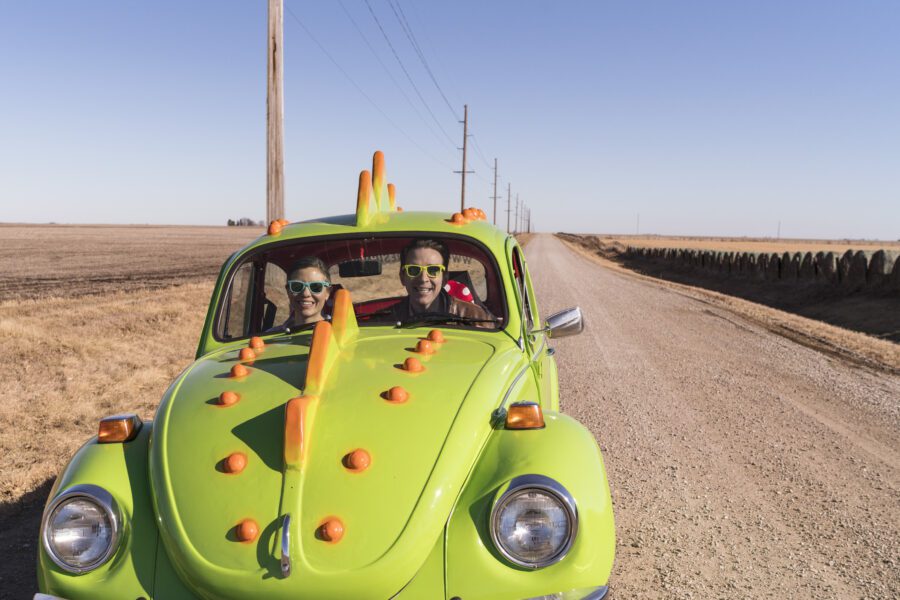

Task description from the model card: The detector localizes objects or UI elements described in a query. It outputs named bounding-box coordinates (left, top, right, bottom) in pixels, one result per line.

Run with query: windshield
left=215, top=234, right=506, bottom=341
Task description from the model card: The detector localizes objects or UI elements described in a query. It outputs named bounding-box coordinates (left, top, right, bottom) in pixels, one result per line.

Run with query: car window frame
left=212, top=231, right=510, bottom=343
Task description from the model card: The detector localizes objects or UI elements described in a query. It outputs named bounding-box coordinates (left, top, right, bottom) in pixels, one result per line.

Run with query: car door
left=508, top=240, right=554, bottom=409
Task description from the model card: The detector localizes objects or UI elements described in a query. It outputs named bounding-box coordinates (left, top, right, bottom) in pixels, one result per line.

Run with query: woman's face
left=287, top=266, right=331, bottom=324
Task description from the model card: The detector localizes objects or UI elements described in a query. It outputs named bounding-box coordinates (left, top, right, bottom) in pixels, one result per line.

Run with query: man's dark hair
left=400, top=239, right=449, bottom=268
left=287, top=256, right=331, bottom=281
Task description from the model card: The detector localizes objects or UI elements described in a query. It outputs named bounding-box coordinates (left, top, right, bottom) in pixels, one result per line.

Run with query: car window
left=213, top=235, right=506, bottom=341
left=512, top=247, right=534, bottom=330
left=263, top=263, right=290, bottom=330
left=219, top=262, right=254, bottom=340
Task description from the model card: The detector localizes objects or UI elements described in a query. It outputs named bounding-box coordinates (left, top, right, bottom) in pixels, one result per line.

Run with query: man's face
left=400, top=247, right=445, bottom=312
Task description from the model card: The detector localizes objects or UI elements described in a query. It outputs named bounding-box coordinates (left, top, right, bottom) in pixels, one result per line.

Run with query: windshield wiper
left=397, top=312, right=503, bottom=329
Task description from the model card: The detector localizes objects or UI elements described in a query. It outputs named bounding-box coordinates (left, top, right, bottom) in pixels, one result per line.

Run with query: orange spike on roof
left=372, top=151, right=385, bottom=211
left=356, top=170, right=372, bottom=227
left=238, top=348, right=256, bottom=362
left=230, top=364, right=249, bottom=379
left=449, top=212, right=468, bottom=226
left=249, top=336, right=265, bottom=351
left=387, top=183, right=396, bottom=211
left=427, top=330, right=445, bottom=343
left=415, top=340, right=435, bottom=355
left=268, top=220, right=283, bottom=236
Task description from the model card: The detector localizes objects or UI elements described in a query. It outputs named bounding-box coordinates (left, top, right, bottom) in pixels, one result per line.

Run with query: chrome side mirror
left=544, top=307, right=584, bottom=339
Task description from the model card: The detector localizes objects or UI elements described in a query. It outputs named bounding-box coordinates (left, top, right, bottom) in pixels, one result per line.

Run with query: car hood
left=149, top=326, right=522, bottom=599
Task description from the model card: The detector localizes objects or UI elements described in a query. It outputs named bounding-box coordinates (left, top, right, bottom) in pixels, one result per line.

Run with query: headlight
left=490, top=475, right=577, bottom=568
left=42, top=485, right=120, bottom=573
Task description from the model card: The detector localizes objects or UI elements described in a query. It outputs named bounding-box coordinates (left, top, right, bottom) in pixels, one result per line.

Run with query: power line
left=284, top=4, right=454, bottom=170
left=363, top=0, right=458, bottom=148
left=336, top=0, right=454, bottom=156
left=387, top=0, right=460, bottom=121
left=470, top=134, right=494, bottom=171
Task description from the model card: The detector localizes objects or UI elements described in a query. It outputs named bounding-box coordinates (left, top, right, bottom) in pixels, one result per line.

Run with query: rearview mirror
left=339, top=259, right=382, bottom=278
left=544, top=307, right=584, bottom=339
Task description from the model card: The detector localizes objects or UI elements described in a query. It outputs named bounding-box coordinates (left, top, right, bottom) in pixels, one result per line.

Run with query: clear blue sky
left=1, top=1, right=898, bottom=239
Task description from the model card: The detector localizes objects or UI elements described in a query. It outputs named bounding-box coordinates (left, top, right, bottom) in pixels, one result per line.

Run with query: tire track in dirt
left=525, top=234, right=899, bottom=599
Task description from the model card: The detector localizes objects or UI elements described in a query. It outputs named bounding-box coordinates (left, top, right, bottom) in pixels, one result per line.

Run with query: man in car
left=390, top=238, right=495, bottom=327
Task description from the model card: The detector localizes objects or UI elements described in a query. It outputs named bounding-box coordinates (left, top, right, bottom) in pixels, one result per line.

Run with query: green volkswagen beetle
left=36, top=153, right=615, bottom=600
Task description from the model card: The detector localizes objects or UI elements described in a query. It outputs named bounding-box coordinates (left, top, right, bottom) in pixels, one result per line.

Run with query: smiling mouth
left=413, top=285, right=435, bottom=295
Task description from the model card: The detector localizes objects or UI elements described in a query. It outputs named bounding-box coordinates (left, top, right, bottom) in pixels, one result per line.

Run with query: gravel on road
left=525, top=234, right=900, bottom=599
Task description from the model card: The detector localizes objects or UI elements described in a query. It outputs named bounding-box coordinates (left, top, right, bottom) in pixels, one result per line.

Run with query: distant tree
left=227, top=217, right=263, bottom=226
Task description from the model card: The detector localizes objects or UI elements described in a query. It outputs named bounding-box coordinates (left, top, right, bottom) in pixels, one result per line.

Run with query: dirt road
left=527, top=234, right=900, bottom=598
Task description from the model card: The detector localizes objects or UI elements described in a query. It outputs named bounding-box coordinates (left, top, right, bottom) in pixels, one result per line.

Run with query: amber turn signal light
left=505, top=402, right=545, bottom=430
left=98, top=414, right=143, bottom=443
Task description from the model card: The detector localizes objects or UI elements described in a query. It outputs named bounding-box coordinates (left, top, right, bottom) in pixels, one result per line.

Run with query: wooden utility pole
left=514, top=194, right=519, bottom=234
left=506, top=183, right=511, bottom=233
left=491, top=158, right=499, bottom=225
left=454, top=104, right=472, bottom=212
left=267, top=0, right=285, bottom=223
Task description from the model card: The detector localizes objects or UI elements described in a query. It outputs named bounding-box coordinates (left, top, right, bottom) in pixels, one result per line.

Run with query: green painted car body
left=37, top=179, right=615, bottom=599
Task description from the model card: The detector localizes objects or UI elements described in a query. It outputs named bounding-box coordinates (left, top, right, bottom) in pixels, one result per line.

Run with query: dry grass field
left=585, top=234, right=900, bottom=254
left=0, top=225, right=260, bottom=591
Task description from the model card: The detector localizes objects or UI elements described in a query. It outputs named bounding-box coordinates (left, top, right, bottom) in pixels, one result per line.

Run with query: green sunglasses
left=287, top=280, right=331, bottom=295
left=402, top=264, right=445, bottom=278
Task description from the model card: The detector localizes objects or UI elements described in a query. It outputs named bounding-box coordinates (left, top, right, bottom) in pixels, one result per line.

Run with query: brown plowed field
left=1, top=227, right=898, bottom=598
left=0, top=224, right=263, bottom=301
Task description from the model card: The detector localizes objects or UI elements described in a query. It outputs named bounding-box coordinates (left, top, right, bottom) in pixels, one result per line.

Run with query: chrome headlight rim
left=41, top=484, right=121, bottom=574
left=489, top=474, right=578, bottom=569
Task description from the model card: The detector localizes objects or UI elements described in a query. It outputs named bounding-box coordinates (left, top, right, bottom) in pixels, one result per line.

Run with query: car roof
left=237, top=210, right=512, bottom=258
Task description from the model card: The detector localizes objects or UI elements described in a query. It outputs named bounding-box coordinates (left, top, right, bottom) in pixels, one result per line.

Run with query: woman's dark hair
left=287, top=256, right=330, bottom=281
left=400, top=239, right=449, bottom=268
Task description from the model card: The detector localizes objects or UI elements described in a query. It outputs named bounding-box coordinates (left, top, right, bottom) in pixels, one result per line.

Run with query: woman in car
left=284, top=256, right=332, bottom=327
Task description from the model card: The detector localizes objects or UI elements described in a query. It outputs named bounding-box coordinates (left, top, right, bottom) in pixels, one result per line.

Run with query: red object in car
left=444, top=280, right=474, bottom=303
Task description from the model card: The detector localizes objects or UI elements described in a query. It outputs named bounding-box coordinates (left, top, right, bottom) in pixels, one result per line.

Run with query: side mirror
left=544, top=307, right=584, bottom=339
left=339, top=259, right=382, bottom=277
